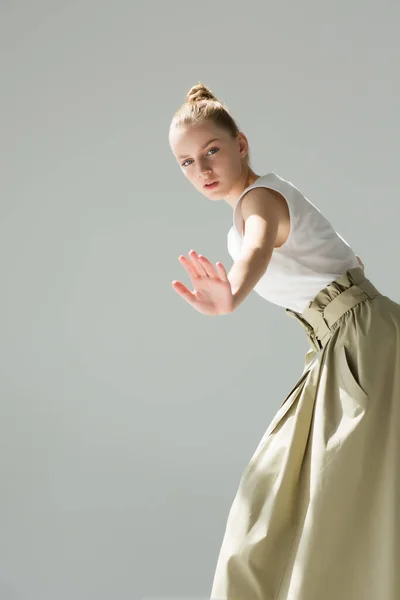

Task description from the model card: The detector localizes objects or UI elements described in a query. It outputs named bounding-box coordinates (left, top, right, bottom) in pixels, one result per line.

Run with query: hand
left=172, top=250, right=233, bottom=316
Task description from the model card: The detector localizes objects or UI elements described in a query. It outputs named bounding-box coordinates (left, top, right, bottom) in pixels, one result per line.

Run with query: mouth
left=204, top=181, right=219, bottom=190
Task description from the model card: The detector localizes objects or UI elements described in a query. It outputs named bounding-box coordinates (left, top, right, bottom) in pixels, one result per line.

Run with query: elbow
left=242, top=245, right=273, bottom=272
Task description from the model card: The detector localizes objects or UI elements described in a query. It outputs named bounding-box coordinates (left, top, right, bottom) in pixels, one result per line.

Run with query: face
left=169, top=121, right=249, bottom=200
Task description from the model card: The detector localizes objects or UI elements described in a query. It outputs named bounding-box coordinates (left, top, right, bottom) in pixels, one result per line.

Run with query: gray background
left=0, top=1, right=399, bottom=599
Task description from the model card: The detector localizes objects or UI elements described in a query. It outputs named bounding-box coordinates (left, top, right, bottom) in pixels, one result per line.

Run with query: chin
left=204, top=192, right=223, bottom=201
left=203, top=187, right=224, bottom=200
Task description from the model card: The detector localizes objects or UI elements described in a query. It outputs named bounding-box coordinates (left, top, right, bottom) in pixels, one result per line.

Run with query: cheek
left=180, top=166, right=191, bottom=177
left=183, top=168, right=200, bottom=186
left=219, top=150, right=235, bottom=167
left=184, top=169, right=195, bottom=181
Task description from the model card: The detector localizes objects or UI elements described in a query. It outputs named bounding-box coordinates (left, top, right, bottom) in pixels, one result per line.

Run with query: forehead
left=170, top=122, right=228, bottom=157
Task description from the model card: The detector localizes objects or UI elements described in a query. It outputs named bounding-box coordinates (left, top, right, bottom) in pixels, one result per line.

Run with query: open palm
left=172, top=250, right=233, bottom=316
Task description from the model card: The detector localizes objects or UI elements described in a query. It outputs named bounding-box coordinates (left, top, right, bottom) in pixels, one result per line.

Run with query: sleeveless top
left=227, top=172, right=360, bottom=313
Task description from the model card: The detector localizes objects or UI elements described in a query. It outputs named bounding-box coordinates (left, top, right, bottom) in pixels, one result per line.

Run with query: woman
left=169, top=83, right=400, bottom=599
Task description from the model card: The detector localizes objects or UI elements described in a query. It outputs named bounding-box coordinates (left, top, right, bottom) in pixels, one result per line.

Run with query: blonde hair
left=170, top=82, right=250, bottom=164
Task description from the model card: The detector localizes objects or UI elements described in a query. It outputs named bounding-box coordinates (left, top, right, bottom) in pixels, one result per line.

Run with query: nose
left=197, top=159, right=212, bottom=180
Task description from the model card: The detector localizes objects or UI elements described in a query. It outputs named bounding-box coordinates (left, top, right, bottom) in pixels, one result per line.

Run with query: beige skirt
left=211, top=267, right=400, bottom=600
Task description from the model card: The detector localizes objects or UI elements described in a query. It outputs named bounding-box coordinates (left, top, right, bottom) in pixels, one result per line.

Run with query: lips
left=204, top=180, right=219, bottom=188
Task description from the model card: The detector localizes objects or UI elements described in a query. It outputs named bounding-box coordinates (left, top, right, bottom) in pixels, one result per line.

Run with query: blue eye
left=181, top=147, right=219, bottom=168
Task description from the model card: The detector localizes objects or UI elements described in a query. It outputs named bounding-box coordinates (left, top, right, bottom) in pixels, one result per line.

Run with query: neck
left=224, top=166, right=260, bottom=209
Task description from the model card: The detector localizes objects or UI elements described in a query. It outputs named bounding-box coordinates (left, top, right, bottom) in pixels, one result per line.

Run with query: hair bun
left=186, top=83, right=218, bottom=103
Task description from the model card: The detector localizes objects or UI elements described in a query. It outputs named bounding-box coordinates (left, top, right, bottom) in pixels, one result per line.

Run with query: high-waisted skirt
left=211, top=267, right=400, bottom=599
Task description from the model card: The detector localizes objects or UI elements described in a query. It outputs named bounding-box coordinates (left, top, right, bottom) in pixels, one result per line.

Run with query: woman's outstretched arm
left=172, top=187, right=289, bottom=315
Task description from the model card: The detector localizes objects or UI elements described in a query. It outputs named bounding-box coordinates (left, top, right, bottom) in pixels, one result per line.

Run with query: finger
left=172, top=280, right=198, bottom=305
left=216, top=262, right=229, bottom=281
left=188, top=250, right=210, bottom=278
left=197, top=254, right=218, bottom=279
left=179, top=255, right=201, bottom=282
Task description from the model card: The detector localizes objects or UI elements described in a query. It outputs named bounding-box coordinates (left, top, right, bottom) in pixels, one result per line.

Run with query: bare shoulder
left=239, top=186, right=290, bottom=248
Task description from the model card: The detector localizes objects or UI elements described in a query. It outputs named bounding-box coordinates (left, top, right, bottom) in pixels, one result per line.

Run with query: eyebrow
left=178, top=138, right=220, bottom=159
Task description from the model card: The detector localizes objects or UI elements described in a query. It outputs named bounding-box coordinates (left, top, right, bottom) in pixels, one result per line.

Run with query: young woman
left=169, top=83, right=400, bottom=600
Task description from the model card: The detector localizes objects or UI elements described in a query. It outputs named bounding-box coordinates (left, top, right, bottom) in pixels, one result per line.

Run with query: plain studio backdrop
left=0, top=1, right=399, bottom=599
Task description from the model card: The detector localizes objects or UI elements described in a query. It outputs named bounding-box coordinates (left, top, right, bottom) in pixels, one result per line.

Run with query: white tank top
left=227, top=172, right=359, bottom=313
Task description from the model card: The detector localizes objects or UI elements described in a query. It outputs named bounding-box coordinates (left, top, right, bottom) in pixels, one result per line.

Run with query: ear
left=237, top=132, right=249, bottom=159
